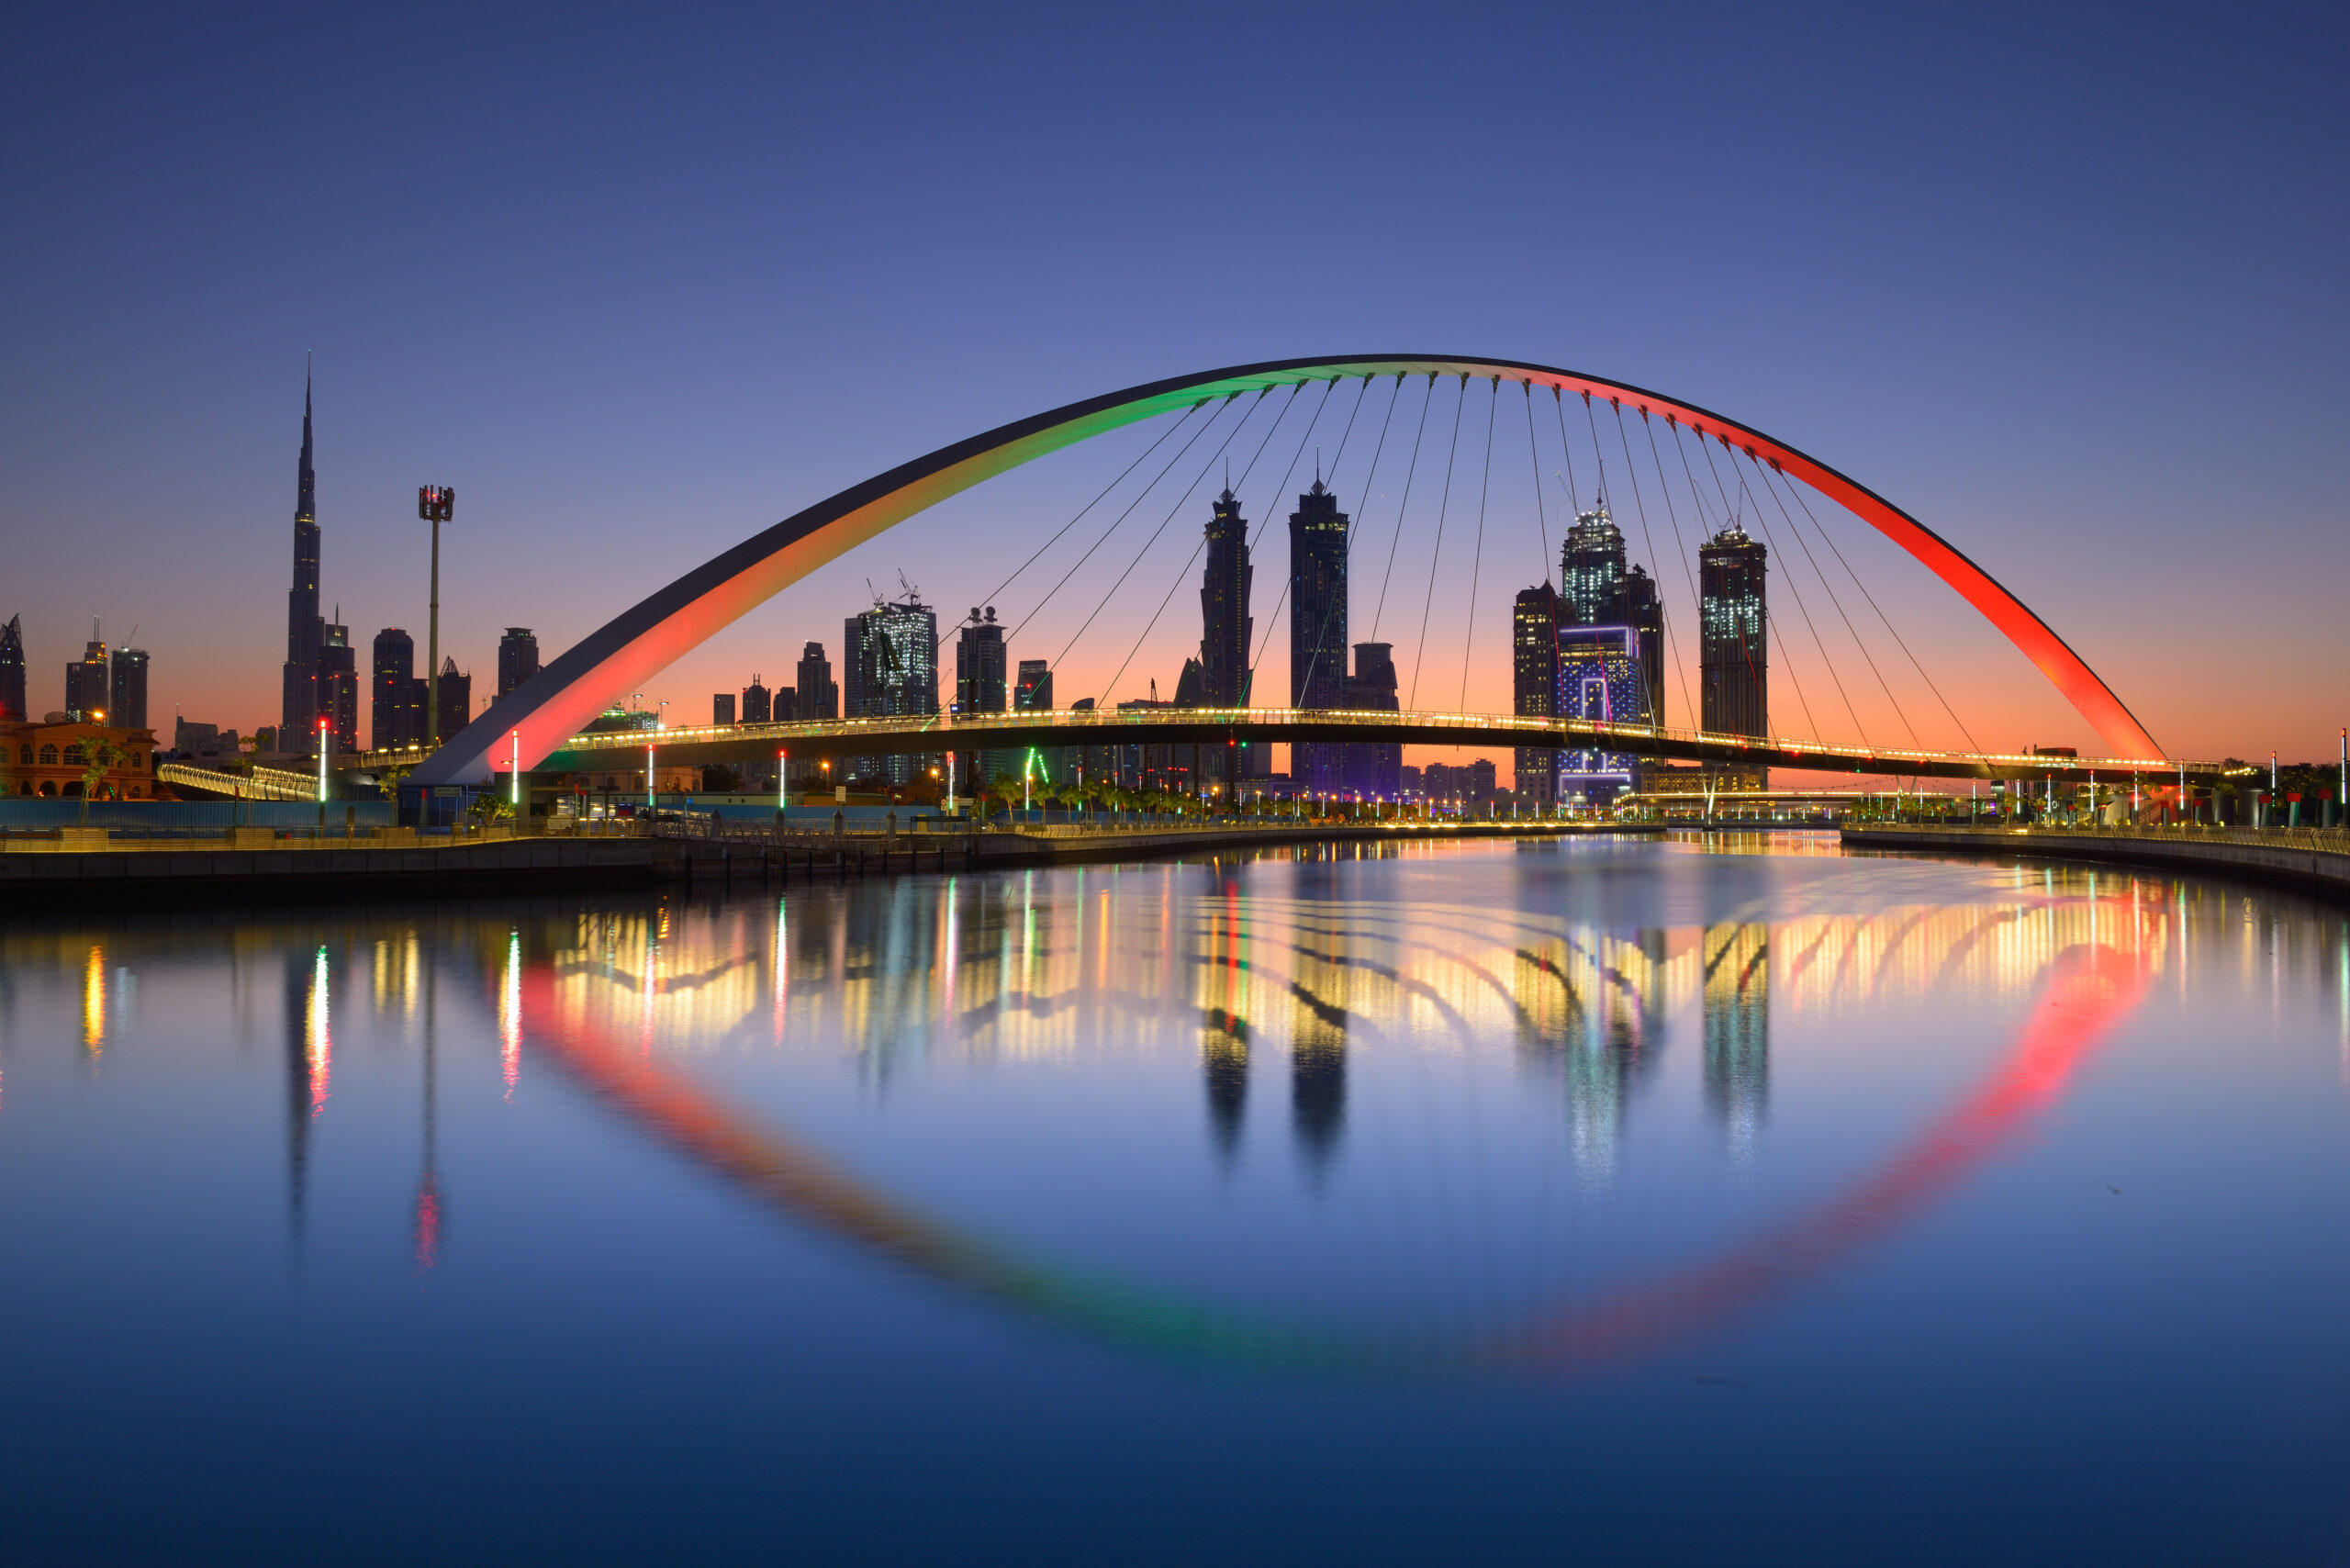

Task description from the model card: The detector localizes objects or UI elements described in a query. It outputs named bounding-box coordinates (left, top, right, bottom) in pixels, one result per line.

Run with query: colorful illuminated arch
left=413, top=355, right=2161, bottom=786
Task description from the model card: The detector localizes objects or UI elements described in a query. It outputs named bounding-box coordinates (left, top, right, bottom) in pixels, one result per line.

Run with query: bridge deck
left=450, top=709, right=2225, bottom=786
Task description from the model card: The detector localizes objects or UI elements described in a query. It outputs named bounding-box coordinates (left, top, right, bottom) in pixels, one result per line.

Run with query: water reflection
left=1703, top=924, right=1769, bottom=1162
left=5, top=839, right=2349, bottom=1381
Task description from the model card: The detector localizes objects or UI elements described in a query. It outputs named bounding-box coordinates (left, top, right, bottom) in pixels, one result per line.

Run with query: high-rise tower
left=1288, top=478, right=1348, bottom=794
left=108, top=644, right=150, bottom=732
left=1197, top=486, right=1258, bottom=783
left=794, top=642, right=837, bottom=720
left=1198, top=487, right=1253, bottom=706
left=497, top=629, right=540, bottom=696
left=281, top=370, right=324, bottom=744
left=0, top=614, right=26, bottom=722
left=318, top=612, right=358, bottom=753
left=1559, top=502, right=1662, bottom=726
left=1699, top=524, right=1768, bottom=740
left=845, top=593, right=938, bottom=786
left=65, top=622, right=108, bottom=721
left=954, top=607, right=1009, bottom=787
left=372, top=629, right=422, bottom=749
left=1512, top=583, right=1559, bottom=802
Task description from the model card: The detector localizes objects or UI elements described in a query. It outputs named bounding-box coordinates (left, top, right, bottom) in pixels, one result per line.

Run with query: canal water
left=3, top=836, right=2347, bottom=1563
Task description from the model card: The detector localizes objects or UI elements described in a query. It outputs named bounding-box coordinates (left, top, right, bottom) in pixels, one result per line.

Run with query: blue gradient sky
left=5, top=3, right=2344, bottom=767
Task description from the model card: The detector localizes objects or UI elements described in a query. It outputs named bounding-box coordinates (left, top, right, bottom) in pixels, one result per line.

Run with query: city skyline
left=1, top=361, right=2323, bottom=793
left=6, top=9, right=2342, bottom=768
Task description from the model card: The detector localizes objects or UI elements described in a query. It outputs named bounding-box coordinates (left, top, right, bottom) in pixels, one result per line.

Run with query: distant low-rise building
left=4, top=719, right=158, bottom=799
left=172, top=719, right=241, bottom=759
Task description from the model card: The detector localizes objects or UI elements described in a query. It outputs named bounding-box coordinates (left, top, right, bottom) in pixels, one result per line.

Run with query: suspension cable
left=1147, top=375, right=1382, bottom=714
left=1707, top=428, right=1909, bottom=745
left=1607, top=400, right=1695, bottom=729
left=1405, top=375, right=1470, bottom=711
left=1294, top=374, right=1405, bottom=706
left=1456, top=376, right=1499, bottom=712
left=1759, top=456, right=1984, bottom=754
left=1669, top=419, right=1785, bottom=738
left=957, top=397, right=1209, bottom=655
left=1636, top=409, right=1705, bottom=638
left=1248, top=379, right=1338, bottom=555
left=1731, top=465, right=1872, bottom=745
left=1056, top=394, right=1258, bottom=687
left=1225, top=384, right=1306, bottom=513
left=1371, top=375, right=1438, bottom=640
left=1240, top=378, right=1349, bottom=687
left=1521, top=383, right=1549, bottom=575
left=1009, top=396, right=1228, bottom=645
left=1550, top=388, right=1581, bottom=517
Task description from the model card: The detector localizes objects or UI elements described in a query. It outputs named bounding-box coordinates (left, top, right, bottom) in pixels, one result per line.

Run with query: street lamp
left=418, top=485, right=454, bottom=746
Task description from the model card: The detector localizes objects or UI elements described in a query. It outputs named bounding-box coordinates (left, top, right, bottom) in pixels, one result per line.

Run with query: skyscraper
left=372, top=629, right=423, bottom=749
left=845, top=593, right=938, bottom=786
left=794, top=642, right=837, bottom=720
left=497, top=628, right=540, bottom=697
left=108, top=645, right=150, bottom=733
left=712, top=692, right=735, bottom=726
left=1700, top=524, right=1768, bottom=741
left=1344, top=642, right=1401, bottom=799
left=64, top=623, right=107, bottom=721
left=281, top=372, right=323, bottom=744
left=1559, top=505, right=1624, bottom=630
left=1513, top=583, right=1559, bottom=802
left=319, top=615, right=358, bottom=753
left=954, top=607, right=1008, bottom=786
left=1198, top=487, right=1254, bottom=707
left=740, top=676, right=770, bottom=724
left=1559, top=502, right=1662, bottom=726
left=1288, top=478, right=1348, bottom=793
left=433, top=657, right=471, bottom=745
left=1557, top=624, right=1645, bottom=801
left=0, top=614, right=24, bottom=722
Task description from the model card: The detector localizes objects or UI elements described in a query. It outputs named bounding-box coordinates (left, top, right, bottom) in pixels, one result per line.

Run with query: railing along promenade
left=528, top=707, right=2227, bottom=787
left=1841, top=821, right=2350, bottom=897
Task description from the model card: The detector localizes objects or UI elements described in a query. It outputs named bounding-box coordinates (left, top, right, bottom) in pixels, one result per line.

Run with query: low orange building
left=3, top=720, right=160, bottom=800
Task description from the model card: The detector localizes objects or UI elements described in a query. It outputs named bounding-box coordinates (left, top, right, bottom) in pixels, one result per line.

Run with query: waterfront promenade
left=0, top=817, right=1658, bottom=901
left=1841, top=823, right=2350, bottom=898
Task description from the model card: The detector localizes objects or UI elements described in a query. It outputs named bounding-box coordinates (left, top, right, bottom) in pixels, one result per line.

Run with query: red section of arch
left=1495, top=370, right=2162, bottom=761
left=516, top=932, right=2149, bottom=1377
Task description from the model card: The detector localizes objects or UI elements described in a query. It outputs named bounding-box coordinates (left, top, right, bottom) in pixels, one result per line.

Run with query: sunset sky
left=6, top=4, right=2344, bottom=773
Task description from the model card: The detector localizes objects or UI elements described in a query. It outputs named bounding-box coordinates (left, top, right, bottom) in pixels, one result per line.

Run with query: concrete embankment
left=1841, top=824, right=2350, bottom=900
left=0, top=820, right=1657, bottom=903
left=0, top=834, right=662, bottom=902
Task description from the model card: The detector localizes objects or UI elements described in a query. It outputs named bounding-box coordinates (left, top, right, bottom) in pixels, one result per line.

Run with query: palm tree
left=987, top=771, right=1023, bottom=828
left=76, top=739, right=124, bottom=826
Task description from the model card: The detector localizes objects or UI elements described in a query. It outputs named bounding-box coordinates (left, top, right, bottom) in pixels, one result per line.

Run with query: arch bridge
left=407, top=354, right=2185, bottom=791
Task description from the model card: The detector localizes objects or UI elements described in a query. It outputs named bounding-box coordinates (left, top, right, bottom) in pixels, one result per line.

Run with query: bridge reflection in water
left=16, top=839, right=2342, bottom=1376
left=501, top=838, right=2208, bottom=1372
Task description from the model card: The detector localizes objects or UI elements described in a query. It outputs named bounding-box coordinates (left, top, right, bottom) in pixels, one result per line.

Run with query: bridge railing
left=544, top=707, right=2221, bottom=780
left=1847, top=823, right=2350, bottom=854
